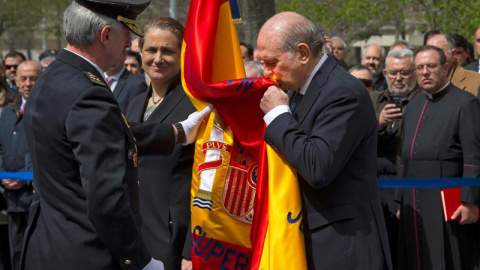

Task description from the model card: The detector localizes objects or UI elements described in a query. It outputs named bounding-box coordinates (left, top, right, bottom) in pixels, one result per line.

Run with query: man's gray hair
left=386, top=49, right=414, bottom=63
left=63, top=1, right=123, bottom=47
left=281, top=14, right=324, bottom=58
left=331, top=36, right=347, bottom=50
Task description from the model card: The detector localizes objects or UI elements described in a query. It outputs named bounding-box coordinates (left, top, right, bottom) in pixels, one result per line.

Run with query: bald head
left=426, top=34, right=454, bottom=71
left=258, top=12, right=323, bottom=58
left=16, top=61, right=42, bottom=100
left=256, top=12, right=324, bottom=92
left=361, top=44, right=385, bottom=73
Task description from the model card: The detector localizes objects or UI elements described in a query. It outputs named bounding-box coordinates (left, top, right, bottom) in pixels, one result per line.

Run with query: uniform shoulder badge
left=84, top=72, right=107, bottom=87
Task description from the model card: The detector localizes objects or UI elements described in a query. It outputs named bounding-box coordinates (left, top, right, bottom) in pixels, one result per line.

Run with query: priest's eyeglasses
left=415, top=63, right=439, bottom=71
left=385, top=69, right=414, bottom=78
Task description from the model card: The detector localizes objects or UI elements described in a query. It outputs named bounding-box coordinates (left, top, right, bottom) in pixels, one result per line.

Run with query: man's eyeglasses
left=476, top=38, right=480, bottom=43
left=5, top=64, right=18, bottom=70
left=359, top=78, right=373, bottom=87
left=385, top=69, right=414, bottom=78
left=415, top=63, right=439, bottom=71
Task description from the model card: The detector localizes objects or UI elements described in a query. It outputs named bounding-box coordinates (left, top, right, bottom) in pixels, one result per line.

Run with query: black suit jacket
left=21, top=49, right=177, bottom=270
left=464, top=60, right=479, bottom=73
left=264, top=55, right=392, bottom=270
left=113, top=69, right=147, bottom=112
left=0, top=104, right=33, bottom=213
left=126, top=83, right=195, bottom=270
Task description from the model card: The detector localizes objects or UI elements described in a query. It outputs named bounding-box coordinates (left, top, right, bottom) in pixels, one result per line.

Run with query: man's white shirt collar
left=299, top=53, right=328, bottom=95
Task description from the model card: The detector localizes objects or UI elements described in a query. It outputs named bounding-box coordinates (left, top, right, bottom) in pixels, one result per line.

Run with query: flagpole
left=169, top=0, right=177, bottom=19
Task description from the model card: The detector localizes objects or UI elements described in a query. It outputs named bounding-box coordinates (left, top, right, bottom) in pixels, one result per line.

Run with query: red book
left=441, top=188, right=480, bottom=222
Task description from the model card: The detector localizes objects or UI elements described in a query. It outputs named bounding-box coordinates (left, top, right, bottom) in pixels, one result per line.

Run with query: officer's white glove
left=142, top=258, right=164, bottom=270
left=176, top=104, right=213, bottom=145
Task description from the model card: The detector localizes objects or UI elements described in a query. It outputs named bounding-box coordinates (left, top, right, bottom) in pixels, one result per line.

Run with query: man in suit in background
left=465, top=27, right=480, bottom=73
left=125, top=50, right=143, bottom=75
left=257, top=12, right=391, bottom=270
left=0, top=61, right=40, bottom=270
left=330, top=36, right=349, bottom=70
left=427, top=34, right=480, bottom=97
left=105, top=50, right=147, bottom=112
left=3, top=52, right=26, bottom=97
left=362, top=44, right=388, bottom=91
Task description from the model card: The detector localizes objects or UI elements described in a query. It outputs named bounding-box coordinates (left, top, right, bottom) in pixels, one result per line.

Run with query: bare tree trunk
left=236, top=0, right=275, bottom=48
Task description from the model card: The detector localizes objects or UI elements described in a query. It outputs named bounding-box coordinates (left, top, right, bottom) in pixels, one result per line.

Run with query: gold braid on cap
left=117, top=15, right=142, bottom=36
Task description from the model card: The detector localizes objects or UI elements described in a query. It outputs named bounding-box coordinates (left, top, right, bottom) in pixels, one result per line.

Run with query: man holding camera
left=370, top=48, right=420, bottom=266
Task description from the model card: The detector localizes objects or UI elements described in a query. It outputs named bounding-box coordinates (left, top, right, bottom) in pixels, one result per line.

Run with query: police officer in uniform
left=20, top=1, right=212, bottom=269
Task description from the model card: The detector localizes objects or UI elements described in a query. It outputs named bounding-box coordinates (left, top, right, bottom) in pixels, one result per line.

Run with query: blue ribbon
left=1, top=171, right=480, bottom=188
left=378, top=178, right=480, bottom=188
left=0, top=172, right=34, bottom=181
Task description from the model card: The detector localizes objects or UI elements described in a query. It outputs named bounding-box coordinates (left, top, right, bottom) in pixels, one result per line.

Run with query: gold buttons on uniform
left=125, top=259, right=131, bottom=265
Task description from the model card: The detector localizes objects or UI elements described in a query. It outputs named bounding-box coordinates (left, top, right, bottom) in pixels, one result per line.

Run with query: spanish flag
left=181, top=0, right=307, bottom=269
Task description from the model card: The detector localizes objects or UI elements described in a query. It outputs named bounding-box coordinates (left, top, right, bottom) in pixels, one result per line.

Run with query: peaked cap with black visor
left=74, top=0, right=151, bottom=37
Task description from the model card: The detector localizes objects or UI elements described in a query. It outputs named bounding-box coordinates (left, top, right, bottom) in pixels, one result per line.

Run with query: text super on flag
left=181, top=0, right=307, bottom=269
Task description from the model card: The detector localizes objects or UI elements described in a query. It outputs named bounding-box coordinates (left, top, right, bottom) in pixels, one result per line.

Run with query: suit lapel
left=294, top=55, right=336, bottom=124
left=129, top=89, right=150, bottom=122
left=113, top=69, right=129, bottom=98
left=144, top=84, right=185, bottom=124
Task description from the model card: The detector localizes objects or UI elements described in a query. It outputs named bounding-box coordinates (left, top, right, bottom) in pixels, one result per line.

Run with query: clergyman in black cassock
left=397, top=45, right=480, bottom=270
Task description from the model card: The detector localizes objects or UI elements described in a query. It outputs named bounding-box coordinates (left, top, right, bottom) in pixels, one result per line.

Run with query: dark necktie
left=290, top=92, right=303, bottom=113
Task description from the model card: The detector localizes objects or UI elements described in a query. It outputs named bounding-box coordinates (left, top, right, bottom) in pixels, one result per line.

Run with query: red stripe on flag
left=250, top=141, right=270, bottom=269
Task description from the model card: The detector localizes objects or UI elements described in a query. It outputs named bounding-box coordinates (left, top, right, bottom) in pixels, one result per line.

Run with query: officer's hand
left=181, top=259, right=192, bottom=270
left=452, top=202, right=478, bottom=225
left=2, top=179, right=24, bottom=190
left=260, top=85, right=289, bottom=114
left=378, top=103, right=402, bottom=129
left=142, top=258, right=164, bottom=270
left=179, top=104, right=213, bottom=145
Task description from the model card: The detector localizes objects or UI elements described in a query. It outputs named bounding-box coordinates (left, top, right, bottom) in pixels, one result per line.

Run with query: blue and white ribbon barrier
left=1, top=172, right=480, bottom=188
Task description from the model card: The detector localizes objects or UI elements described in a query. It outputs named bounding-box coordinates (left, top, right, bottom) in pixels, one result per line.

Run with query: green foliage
left=275, top=0, right=480, bottom=44
left=0, top=0, right=69, bottom=48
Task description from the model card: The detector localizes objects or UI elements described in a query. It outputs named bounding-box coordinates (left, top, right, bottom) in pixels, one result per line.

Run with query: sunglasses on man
left=359, top=78, right=373, bottom=87
left=4, top=65, right=18, bottom=70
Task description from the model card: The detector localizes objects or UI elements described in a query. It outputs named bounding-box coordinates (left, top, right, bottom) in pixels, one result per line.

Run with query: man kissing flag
left=181, top=0, right=307, bottom=269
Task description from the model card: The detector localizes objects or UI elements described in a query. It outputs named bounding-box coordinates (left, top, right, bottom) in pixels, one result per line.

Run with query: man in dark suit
left=0, top=61, right=40, bottom=270
left=257, top=12, right=391, bottom=270
left=427, top=34, right=480, bottom=97
left=3, top=51, right=26, bottom=97
left=105, top=52, right=147, bottom=112
left=465, top=27, right=480, bottom=73
left=21, top=1, right=211, bottom=270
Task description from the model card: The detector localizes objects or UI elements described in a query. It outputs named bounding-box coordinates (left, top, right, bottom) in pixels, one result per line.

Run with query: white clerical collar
left=299, top=53, right=328, bottom=95
left=424, top=81, right=450, bottom=99
left=64, top=48, right=106, bottom=80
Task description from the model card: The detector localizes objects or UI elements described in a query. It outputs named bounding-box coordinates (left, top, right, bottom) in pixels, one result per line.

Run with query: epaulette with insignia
left=84, top=72, right=107, bottom=87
